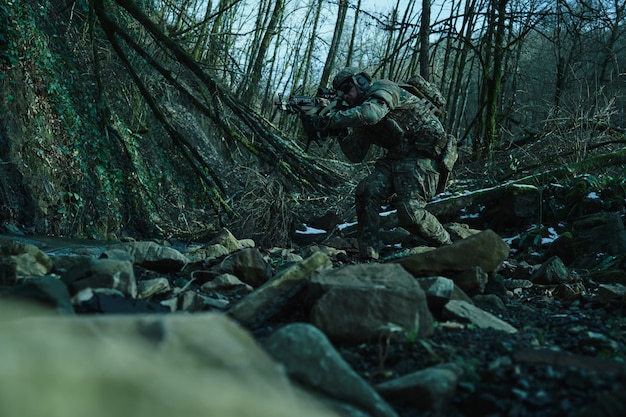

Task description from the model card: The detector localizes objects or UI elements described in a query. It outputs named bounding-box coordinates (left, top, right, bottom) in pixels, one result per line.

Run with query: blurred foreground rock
left=0, top=302, right=339, bottom=417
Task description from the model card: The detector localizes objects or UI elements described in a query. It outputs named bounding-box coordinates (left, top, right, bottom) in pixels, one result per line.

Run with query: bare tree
left=419, top=0, right=431, bottom=79
left=346, top=0, right=362, bottom=66
left=319, top=0, right=349, bottom=88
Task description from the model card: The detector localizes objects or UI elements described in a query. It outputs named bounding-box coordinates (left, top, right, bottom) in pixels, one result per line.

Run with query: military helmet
left=332, top=67, right=372, bottom=93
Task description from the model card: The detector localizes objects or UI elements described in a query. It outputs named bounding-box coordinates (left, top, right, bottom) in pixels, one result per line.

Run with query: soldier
left=312, top=67, right=453, bottom=260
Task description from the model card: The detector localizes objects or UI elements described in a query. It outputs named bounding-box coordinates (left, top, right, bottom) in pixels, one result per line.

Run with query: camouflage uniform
left=325, top=71, right=451, bottom=258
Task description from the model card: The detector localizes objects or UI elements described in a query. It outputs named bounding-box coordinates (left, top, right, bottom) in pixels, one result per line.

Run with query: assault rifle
left=275, top=86, right=337, bottom=114
left=275, top=86, right=343, bottom=151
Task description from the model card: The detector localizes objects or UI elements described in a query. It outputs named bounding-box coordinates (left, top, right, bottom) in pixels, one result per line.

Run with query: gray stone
left=200, top=273, right=252, bottom=292
left=208, top=228, right=244, bottom=252
left=0, top=304, right=337, bottom=417
left=217, top=248, right=273, bottom=288
left=137, top=278, right=170, bottom=299
left=309, top=263, right=434, bottom=343
left=393, top=229, right=510, bottom=277
left=530, top=256, right=571, bottom=285
left=442, top=300, right=517, bottom=334
left=0, top=240, right=54, bottom=284
left=416, top=276, right=472, bottom=316
left=264, top=323, right=399, bottom=417
left=227, top=252, right=331, bottom=327
left=2, top=275, right=73, bottom=314
left=61, top=258, right=137, bottom=298
left=453, top=266, right=488, bottom=295
left=106, top=241, right=189, bottom=272
left=376, top=363, right=462, bottom=413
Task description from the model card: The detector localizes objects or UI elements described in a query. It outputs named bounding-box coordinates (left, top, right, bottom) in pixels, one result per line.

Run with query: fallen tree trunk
left=428, top=147, right=626, bottom=218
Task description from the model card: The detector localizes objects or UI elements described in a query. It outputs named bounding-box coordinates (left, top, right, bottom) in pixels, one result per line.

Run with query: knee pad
left=397, top=203, right=427, bottom=227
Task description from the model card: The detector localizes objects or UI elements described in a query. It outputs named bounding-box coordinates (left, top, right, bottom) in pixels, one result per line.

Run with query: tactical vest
left=363, top=80, right=448, bottom=158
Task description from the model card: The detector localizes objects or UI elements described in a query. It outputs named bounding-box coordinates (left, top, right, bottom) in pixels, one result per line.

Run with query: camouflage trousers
left=355, top=156, right=450, bottom=257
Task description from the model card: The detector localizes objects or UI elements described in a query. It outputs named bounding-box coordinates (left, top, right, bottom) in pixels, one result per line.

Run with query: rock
left=473, top=294, right=507, bottom=311
left=503, top=279, right=533, bottom=289
left=393, top=229, right=510, bottom=277
left=376, top=363, right=462, bottom=413
left=62, top=258, right=137, bottom=298
left=137, top=277, right=170, bottom=299
left=480, top=184, right=540, bottom=230
left=200, top=273, right=253, bottom=293
left=309, top=263, right=434, bottom=344
left=106, top=241, right=189, bottom=272
left=588, top=269, right=626, bottom=284
left=0, top=239, right=54, bottom=284
left=570, top=212, right=626, bottom=269
left=545, top=232, right=577, bottom=266
left=415, top=276, right=472, bottom=316
left=445, top=222, right=482, bottom=240
left=263, top=323, right=399, bottom=417
left=178, top=290, right=201, bottom=311
left=198, top=294, right=230, bottom=310
left=208, top=228, right=246, bottom=252
left=0, top=303, right=336, bottom=417
left=452, top=265, right=488, bottom=295
left=595, top=283, right=626, bottom=304
left=227, top=252, right=331, bottom=327
left=1, top=275, right=73, bottom=314
left=442, top=300, right=517, bottom=333
left=185, top=243, right=230, bottom=263
left=302, top=245, right=348, bottom=262
left=267, top=247, right=305, bottom=264
left=217, top=248, right=273, bottom=288
left=530, top=256, right=571, bottom=285
left=555, top=282, right=585, bottom=301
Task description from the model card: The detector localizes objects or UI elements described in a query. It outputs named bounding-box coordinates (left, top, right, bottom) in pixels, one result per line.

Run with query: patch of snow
left=541, top=227, right=560, bottom=245
left=337, top=221, right=358, bottom=231
left=503, top=234, right=520, bottom=245
left=459, top=207, right=482, bottom=219
left=295, top=224, right=326, bottom=235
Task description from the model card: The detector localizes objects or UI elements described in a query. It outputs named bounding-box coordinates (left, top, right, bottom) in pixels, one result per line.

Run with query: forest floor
left=334, top=282, right=626, bottom=417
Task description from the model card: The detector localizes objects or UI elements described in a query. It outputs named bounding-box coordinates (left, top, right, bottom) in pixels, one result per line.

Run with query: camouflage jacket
left=327, top=79, right=447, bottom=163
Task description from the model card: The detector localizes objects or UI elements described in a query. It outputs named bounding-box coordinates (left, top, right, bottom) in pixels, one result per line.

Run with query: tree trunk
left=346, top=0, right=362, bottom=67
left=483, top=0, right=507, bottom=159
left=319, top=0, right=349, bottom=89
left=419, top=0, right=431, bottom=80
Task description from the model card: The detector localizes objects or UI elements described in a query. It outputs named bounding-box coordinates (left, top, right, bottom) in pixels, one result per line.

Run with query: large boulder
left=393, top=229, right=510, bottom=277
left=0, top=302, right=338, bottom=417
left=309, top=263, right=434, bottom=343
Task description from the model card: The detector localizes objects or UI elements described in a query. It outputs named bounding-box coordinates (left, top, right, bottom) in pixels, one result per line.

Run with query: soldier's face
left=343, top=85, right=359, bottom=106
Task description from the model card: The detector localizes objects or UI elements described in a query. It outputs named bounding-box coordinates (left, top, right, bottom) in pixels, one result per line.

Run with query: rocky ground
left=334, top=283, right=626, bottom=417
left=1, top=180, right=626, bottom=417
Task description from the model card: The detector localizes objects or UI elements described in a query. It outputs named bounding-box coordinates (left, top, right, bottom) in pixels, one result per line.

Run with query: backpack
left=398, top=74, right=447, bottom=119
left=398, top=74, right=458, bottom=193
